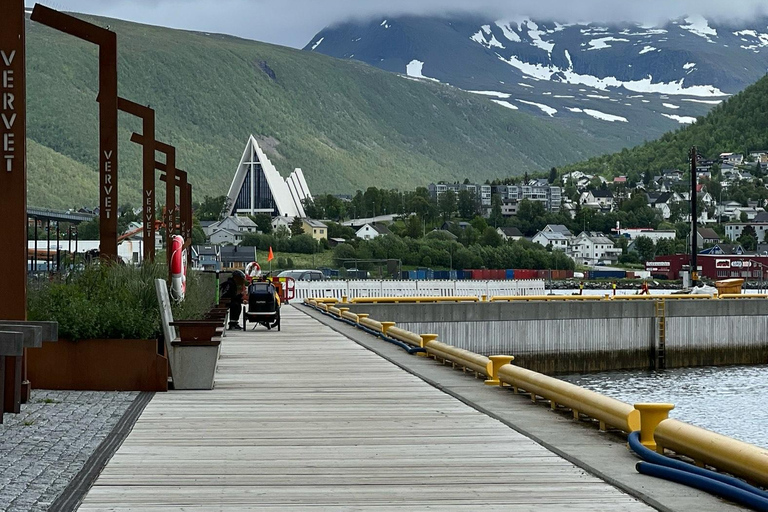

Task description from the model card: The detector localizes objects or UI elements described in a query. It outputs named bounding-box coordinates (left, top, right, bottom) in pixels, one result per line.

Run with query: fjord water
left=561, top=365, right=768, bottom=448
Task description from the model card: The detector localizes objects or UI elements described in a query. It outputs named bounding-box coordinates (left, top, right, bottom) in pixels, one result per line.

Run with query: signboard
left=716, top=259, right=730, bottom=269
left=645, top=261, right=670, bottom=268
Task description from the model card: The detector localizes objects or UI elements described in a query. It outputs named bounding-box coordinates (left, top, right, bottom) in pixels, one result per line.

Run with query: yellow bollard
left=381, top=321, right=395, bottom=335
left=419, top=334, right=438, bottom=357
left=342, top=295, right=348, bottom=303
left=634, top=403, right=675, bottom=451
left=482, top=294, right=487, bottom=302
left=484, top=355, right=515, bottom=386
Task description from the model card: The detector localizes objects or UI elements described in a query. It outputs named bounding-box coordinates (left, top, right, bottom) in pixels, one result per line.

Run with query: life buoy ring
left=170, top=235, right=187, bottom=301
left=245, top=261, right=261, bottom=281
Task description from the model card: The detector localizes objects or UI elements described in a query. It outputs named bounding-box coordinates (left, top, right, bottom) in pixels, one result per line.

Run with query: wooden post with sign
left=31, top=5, right=119, bottom=261
left=0, top=0, right=27, bottom=413
left=117, top=98, right=156, bottom=262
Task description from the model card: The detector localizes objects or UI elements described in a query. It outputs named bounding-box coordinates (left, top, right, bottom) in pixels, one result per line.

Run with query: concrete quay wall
left=344, top=300, right=768, bottom=373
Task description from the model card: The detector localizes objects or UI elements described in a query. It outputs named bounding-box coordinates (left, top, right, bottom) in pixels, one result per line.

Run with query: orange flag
left=267, top=246, right=274, bottom=262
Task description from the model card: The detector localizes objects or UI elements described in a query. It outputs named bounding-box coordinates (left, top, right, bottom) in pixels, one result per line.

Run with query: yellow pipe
left=658, top=294, right=713, bottom=300
left=387, top=326, right=422, bottom=347
left=351, top=296, right=479, bottom=304
left=498, top=365, right=640, bottom=433
left=425, top=340, right=492, bottom=376
left=484, top=355, right=514, bottom=386
left=610, top=295, right=658, bottom=300
left=381, top=321, right=396, bottom=336
left=490, top=295, right=606, bottom=302
left=419, top=334, right=438, bottom=357
left=341, top=310, right=359, bottom=323
left=327, top=306, right=342, bottom=317
left=654, top=418, right=768, bottom=487
left=634, top=403, right=675, bottom=451
left=359, top=316, right=383, bottom=333
left=312, top=297, right=339, bottom=304
left=719, top=293, right=768, bottom=299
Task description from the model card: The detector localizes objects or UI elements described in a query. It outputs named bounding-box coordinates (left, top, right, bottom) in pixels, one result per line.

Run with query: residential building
left=697, top=227, right=721, bottom=248
left=192, top=245, right=221, bottom=271
left=580, top=189, right=615, bottom=211
left=220, top=245, right=258, bottom=270
left=209, top=228, right=244, bottom=246
left=225, top=135, right=312, bottom=218
left=355, top=223, right=392, bottom=240
left=302, top=219, right=328, bottom=241
left=496, top=226, right=523, bottom=241
left=493, top=184, right=562, bottom=212
left=501, top=199, right=518, bottom=217
left=532, top=231, right=569, bottom=251
left=617, top=228, right=676, bottom=243
left=542, top=224, right=572, bottom=237
left=569, top=232, right=622, bottom=265
left=725, top=211, right=768, bottom=241
left=210, top=215, right=258, bottom=235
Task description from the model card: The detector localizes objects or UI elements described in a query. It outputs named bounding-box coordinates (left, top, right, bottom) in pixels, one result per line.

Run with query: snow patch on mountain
left=521, top=20, right=555, bottom=53
left=496, top=53, right=728, bottom=97
left=663, top=103, right=680, bottom=109
left=683, top=62, right=696, bottom=70
left=639, top=46, right=658, bottom=54
left=680, top=16, right=717, bottom=42
left=310, top=37, right=324, bottom=51
left=471, top=30, right=504, bottom=49
left=662, top=113, right=697, bottom=123
left=517, top=99, right=557, bottom=116
left=496, top=21, right=521, bottom=42
left=588, top=37, right=630, bottom=50
left=468, top=90, right=511, bottom=98
left=406, top=60, right=440, bottom=82
left=682, top=98, right=722, bottom=104
left=568, top=107, right=628, bottom=122
left=491, top=99, right=519, bottom=110
left=381, top=20, right=390, bottom=29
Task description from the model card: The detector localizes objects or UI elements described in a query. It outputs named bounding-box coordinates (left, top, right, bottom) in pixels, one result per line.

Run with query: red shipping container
left=566, top=270, right=574, bottom=279
left=515, top=269, right=535, bottom=280
left=490, top=269, right=505, bottom=280
left=478, top=269, right=491, bottom=280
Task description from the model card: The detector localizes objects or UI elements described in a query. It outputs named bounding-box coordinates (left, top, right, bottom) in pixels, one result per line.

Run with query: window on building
left=717, top=270, right=728, bottom=277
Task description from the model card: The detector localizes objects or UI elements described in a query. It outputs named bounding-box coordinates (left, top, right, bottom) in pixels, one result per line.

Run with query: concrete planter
left=27, top=338, right=168, bottom=392
left=168, top=339, right=221, bottom=390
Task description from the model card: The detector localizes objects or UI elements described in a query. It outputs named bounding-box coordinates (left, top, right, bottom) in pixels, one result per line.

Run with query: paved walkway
left=0, top=390, right=138, bottom=511
left=78, top=306, right=653, bottom=511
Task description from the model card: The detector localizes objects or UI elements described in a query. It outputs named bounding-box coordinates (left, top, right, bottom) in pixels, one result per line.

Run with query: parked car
left=277, top=269, right=327, bottom=281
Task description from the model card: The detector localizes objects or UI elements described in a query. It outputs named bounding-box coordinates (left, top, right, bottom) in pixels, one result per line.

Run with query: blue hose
left=628, top=431, right=768, bottom=499
left=637, top=462, right=768, bottom=511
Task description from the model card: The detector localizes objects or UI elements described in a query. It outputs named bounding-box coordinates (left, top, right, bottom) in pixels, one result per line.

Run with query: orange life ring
left=170, top=235, right=186, bottom=301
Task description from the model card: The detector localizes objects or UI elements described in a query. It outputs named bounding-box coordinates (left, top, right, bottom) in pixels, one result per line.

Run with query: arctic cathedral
left=225, top=135, right=313, bottom=218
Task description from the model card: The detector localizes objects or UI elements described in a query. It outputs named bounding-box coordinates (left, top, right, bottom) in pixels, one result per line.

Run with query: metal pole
left=46, top=219, right=51, bottom=274
left=56, top=221, right=60, bottom=275
left=690, top=146, right=698, bottom=287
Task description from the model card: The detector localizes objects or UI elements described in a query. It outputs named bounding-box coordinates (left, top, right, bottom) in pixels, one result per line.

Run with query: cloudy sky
left=27, top=0, right=768, bottom=48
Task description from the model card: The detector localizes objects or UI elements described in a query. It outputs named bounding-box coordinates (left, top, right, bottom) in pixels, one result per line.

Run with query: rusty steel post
left=117, top=98, right=156, bottom=262
left=31, top=5, right=119, bottom=261
left=130, top=133, right=175, bottom=276
left=1, top=0, right=28, bottom=413
left=186, top=183, right=193, bottom=269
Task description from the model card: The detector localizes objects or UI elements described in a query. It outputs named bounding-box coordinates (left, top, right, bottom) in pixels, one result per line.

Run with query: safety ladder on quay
left=654, top=299, right=667, bottom=370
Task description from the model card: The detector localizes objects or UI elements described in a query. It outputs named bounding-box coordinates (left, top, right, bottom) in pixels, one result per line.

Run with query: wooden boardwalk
left=79, top=306, right=653, bottom=511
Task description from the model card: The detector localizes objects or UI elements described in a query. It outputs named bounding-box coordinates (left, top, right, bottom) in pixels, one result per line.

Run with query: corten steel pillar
left=186, top=183, right=193, bottom=269
left=31, top=5, right=119, bottom=261
left=131, top=133, right=175, bottom=273
left=1, top=0, right=27, bottom=412
left=117, top=98, right=156, bottom=262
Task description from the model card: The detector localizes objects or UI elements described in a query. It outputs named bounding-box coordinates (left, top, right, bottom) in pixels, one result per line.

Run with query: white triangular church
left=225, top=135, right=312, bottom=218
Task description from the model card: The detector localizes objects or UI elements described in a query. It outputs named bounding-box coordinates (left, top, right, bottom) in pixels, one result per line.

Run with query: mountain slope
left=307, top=15, right=768, bottom=147
left=561, top=73, right=768, bottom=175
left=25, top=13, right=610, bottom=209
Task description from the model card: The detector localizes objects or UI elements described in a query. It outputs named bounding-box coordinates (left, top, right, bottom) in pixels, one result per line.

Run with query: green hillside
left=25, top=13, right=612, bottom=209
left=561, top=74, right=768, bottom=176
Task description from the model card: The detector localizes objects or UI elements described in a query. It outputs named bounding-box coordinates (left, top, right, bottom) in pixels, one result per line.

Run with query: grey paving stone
left=0, top=389, right=138, bottom=511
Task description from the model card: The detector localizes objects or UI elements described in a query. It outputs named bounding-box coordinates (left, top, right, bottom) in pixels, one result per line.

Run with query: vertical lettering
left=0, top=50, right=15, bottom=66
left=3, top=132, right=13, bottom=151
left=2, top=69, right=12, bottom=88
left=2, top=91, right=13, bottom=109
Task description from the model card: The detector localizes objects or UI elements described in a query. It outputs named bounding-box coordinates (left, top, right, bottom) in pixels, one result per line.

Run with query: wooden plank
left=78, top=306, right=652, bottom=511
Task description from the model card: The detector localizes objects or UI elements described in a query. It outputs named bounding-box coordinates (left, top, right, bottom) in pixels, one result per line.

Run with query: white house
left=569, top=232, right=622, bottom=265
left=209, top=216, right=258, bottom=235
left=496, top=227, right=523, bottom=241
left=209, top=228, right=244, bottom=246
left=617, top=228, right=676, bottom=243
left=532, top=231, right=569, bottom=251
left=355, top=223, right=392, bottom=240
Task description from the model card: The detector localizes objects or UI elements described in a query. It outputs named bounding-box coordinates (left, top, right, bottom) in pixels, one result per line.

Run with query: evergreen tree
left=290, top=217, right=305, bottom=237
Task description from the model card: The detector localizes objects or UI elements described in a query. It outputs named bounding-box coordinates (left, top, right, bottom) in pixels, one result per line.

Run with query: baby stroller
left=243, top=281, right=281, bottom=331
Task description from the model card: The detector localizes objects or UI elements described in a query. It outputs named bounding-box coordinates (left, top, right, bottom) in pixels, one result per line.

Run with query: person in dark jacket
left=220, top=270, right=246, bottom=330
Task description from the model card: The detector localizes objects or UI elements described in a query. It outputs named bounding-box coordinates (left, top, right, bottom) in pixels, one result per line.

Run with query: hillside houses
left=530, top=228, right=623, bottom=265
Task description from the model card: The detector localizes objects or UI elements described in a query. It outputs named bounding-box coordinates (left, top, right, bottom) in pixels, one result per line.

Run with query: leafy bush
left=28, top=263, right=214, bottom=341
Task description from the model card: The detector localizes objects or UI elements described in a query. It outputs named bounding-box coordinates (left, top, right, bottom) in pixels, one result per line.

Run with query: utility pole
left=690, top=146, right=699, bottom=287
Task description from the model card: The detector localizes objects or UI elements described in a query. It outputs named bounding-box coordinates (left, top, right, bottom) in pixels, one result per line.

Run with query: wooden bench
left=0, top=329, right=24, bottom=424
left=0, top=321, right=57, bottom=407
left=155, top=279, right=222, bottom=390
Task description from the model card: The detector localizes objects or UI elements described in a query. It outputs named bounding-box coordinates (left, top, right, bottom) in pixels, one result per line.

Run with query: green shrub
left=28, top=263, right=214, bottom=341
